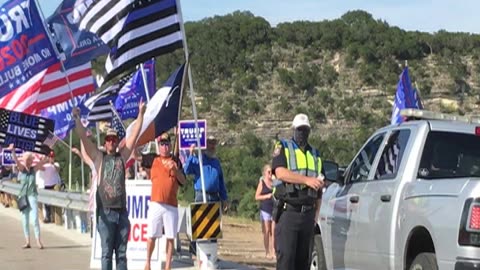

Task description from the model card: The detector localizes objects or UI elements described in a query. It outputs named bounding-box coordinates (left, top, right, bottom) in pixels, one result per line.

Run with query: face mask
left=294, top=128, right=310, bottom=147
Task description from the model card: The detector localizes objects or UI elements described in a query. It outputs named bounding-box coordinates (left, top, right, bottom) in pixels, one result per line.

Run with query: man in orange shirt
left=139, top=133, right=186, bottom=270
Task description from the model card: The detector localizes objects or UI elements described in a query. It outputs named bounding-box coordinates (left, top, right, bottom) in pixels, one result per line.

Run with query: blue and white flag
left=47, top=0, right=110, bottom=69
left=391, top=67, right=423, bottom=125
left=40, top=94, right=91, bottom=139
left=0, top=0, right=58, bottom=99
left=115, top=59, right=156, bottom=119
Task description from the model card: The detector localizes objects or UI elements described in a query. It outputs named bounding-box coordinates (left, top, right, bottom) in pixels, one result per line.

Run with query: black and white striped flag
left=75, top=0, right=184, bottom=84
left=84, top=74, right=133, bottom=121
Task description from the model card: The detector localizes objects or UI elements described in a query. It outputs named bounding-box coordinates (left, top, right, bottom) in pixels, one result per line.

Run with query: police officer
left=272, top=113, right=324, bottom=270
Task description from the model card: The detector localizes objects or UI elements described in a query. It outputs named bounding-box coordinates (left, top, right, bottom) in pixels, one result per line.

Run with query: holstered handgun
left=272, top=198, right=285, bottom=223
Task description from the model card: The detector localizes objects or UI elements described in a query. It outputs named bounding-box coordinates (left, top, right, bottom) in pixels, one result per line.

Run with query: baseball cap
left=157, top=132, right=170, bottom=141
left=106, top=128, right=118, bottom=137
left=292, top=113, right=311, bottom=129
left=207, top=135, right=217, bottom=143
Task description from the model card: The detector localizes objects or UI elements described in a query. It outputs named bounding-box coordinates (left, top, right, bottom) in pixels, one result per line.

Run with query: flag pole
left=140, top=63, right=160, bottom=155
left=176, top=0, right=207, bottom=203
left=68, top=132, right=73, bottom=191
left=173, top=59, right=190, bottom=159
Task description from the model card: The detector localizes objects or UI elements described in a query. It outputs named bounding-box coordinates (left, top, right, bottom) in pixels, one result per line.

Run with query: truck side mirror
left=323, top=160, right=342, bottom=184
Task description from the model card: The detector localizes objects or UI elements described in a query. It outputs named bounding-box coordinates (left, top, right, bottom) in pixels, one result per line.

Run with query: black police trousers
left=275, top=207, right=315, bottom=270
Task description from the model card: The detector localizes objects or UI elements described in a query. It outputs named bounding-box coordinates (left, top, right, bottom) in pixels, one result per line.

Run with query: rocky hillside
left=140, top=10, right=480, bottom=158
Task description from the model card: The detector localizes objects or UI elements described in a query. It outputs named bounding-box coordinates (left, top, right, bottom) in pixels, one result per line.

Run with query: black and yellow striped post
left=187, top=202, right=222, bottom=240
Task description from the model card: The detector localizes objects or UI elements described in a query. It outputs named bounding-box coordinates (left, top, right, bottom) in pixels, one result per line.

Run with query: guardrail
left=0, top=179, right=89, bottom=212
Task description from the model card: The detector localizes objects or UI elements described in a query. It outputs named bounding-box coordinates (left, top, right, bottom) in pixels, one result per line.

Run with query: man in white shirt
left=36, top=151, right=61, bottom=223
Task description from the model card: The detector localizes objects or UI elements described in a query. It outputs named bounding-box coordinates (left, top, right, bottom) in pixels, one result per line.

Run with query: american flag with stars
left=43, top=132, right=58, bottom=149
left=0, top=109, right=9, bottom=130
left=111, top=111, right=126, bottom=141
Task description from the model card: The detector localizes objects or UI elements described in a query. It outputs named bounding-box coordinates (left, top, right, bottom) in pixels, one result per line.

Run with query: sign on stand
left=178, top=119, right=207, bottom=150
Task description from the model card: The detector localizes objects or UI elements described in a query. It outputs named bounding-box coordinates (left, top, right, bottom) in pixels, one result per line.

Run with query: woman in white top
left=36, top=151, right=61, bottom=223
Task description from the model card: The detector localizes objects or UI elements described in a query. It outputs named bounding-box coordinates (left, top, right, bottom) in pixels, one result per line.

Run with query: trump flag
left=391, top=67, right=423, bottom=125
left=0, top=0, right=58, bottom=100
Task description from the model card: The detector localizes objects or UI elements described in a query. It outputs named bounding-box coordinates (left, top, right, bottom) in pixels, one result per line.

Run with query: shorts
left=147, top=202, right=178, bottom=239
left=260, top=210, right=272, bottom=221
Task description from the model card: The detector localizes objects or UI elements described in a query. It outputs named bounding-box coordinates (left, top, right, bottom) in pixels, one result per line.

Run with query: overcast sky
left=2, top=0, right=479, bottom=34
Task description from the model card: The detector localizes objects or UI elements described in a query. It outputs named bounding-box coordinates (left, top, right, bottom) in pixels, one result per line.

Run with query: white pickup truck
left=312, top=109, right=480, bottom=270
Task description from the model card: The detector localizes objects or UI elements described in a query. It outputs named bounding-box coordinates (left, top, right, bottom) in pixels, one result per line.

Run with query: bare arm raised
left=72, top=107, right=100, bottom=165
left=120, top=100, right=146, bottom=161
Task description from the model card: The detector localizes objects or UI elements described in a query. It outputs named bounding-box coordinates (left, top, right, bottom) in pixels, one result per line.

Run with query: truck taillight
left=468, top=204, right=480, bottom=232
left=459, top=198, right=480, bottom=247
left=476, top=127, right=480, bottom=136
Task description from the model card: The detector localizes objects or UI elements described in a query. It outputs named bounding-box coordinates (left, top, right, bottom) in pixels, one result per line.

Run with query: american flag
left=76, top=0, right=184, bottom=84
left=111, top=112, right=126, bottom=141
left=43, top=132, right=58, bottom=148
left=0, top=62, right=95, bottom=114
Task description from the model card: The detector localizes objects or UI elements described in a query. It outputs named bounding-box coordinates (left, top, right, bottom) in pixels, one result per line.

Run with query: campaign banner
left=0, top=109, right=55, bottom=154
left=0, top=0, right=58, bottom=99
left=40, top=94, right=91, bottom=139
left=90, top=181, right=164, bottom=269
left=115, top=59, right=156, bottom=120
left=1, top=149, right=23, bottom=166
left=179, top=119, right=207, bottom=150
left=47, top=0, right=109, bottom=69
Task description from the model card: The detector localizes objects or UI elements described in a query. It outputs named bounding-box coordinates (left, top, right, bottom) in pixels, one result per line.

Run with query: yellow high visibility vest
left=282, top=139, right=322, bottom=189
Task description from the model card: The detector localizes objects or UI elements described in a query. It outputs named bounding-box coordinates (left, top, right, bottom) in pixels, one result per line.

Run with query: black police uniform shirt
left=271, top=140, right=324, bottom=206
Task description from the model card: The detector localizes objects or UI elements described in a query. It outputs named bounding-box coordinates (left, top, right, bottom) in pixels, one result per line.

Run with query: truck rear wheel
left=409, top=252, right=438, bottom=270
left=310, top=234, right=327, bottom=270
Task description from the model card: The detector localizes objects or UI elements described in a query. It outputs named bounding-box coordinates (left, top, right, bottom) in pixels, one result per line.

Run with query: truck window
left=418, top=131, right=480, bottom=179
left=346, top=133, right=385, bottom=183
left=375, top=130, right=411, bottom=180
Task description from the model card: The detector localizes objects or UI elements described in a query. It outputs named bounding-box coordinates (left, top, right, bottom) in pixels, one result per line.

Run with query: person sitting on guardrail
left=7, top=144, right=49, bottom=249
left=135, top=132, right=186, bottom=270
left=72, top=101, right=146, bottom=270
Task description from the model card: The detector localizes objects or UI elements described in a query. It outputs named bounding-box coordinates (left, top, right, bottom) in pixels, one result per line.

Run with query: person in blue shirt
left=184, top=135, right=228, bottom=258
left=184, top=135, right=228, bottom=206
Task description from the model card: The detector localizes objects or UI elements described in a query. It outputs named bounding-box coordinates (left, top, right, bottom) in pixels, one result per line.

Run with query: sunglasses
left=105, top=136, right=118, bottom=143
left=159, top=140, right=170, bottom=146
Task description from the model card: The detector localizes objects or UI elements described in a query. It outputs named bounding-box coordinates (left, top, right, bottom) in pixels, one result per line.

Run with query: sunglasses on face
left=105, top=136, right=118, bottom=143
left=159, top=140, right=170, bottom=146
